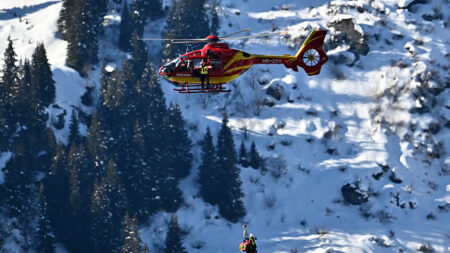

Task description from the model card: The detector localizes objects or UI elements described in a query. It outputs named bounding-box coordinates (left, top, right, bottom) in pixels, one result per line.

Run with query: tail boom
left=251, top=29, right=328, bottom=76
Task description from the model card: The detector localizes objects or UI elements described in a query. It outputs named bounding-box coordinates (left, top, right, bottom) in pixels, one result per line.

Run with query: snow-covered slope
left=1, top=0, right=449, bottom=252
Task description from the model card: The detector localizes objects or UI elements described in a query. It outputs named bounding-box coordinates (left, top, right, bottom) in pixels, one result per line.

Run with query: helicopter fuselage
left=158, top=29, right=328, bottom=92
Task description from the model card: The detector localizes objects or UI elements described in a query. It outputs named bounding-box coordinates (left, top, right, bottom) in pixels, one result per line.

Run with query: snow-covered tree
left=121, top=212, right=143, bottom=253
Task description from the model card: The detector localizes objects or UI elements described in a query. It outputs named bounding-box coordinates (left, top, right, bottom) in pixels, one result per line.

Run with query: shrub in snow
left=52, top=109, right=66, bottom=129
left=280, top=138, right=292, bottom=146
left=417, top=243, right=435, bottom=253
left=265, top=156, right=287, bottom=179
left=266, top=82, right=284, bottom=100
left=261, top=97, right=275, bottom=107
left=369, top=236, right=393, bottom=248
left=341, top=183, right=368, bottom=205
left=258, top=75, right=270, bottom=85
left=388, top=171, right=402, bottom=184
left=273, top=119, right=286, bottom=130
left=264, top=194, right=277, bottom=208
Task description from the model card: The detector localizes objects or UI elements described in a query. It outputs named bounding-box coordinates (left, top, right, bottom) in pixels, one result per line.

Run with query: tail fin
left=294, top=29, right=328, bottom=76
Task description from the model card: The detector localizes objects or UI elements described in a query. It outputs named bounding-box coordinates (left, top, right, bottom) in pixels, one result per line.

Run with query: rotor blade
left=220, top=31, right=288, bottom=40
left=138, top=38, right=207, bottom=41
left=171, top=40, right=207, bottom=44
left=221, top=28, right=251, bottom=38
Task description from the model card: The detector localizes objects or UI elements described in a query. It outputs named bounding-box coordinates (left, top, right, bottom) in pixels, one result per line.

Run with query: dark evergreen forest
left=0, top=0, right=261, bottom=252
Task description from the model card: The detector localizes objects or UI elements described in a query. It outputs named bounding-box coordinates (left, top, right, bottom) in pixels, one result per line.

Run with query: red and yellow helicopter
left=143, top=29, right=328, bottom=93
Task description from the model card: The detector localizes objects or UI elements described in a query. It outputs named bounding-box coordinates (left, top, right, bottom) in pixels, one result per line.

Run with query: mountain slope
left=0, top=0, right=448, bottom=252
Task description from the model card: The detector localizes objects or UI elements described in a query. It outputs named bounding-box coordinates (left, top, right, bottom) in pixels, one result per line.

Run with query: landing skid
left=173, top=83, right=231, bottom=94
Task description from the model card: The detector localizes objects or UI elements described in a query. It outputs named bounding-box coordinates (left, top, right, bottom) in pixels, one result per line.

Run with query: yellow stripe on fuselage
left=169, top=74, right=241, bottom=85
left=224, top=65, right=253, bottom=74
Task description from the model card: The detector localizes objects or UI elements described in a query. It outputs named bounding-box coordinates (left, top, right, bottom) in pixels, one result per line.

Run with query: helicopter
left=141, top=28, right=328, bottom=94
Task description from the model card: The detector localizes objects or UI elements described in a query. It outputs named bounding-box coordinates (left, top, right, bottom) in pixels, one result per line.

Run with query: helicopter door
left=192, top=58, right=203, bottom=77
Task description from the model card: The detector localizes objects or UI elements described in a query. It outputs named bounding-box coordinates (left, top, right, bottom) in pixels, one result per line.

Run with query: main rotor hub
left=206, top=35, right=220, bottom=44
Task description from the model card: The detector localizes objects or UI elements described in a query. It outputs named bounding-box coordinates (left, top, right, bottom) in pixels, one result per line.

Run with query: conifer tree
left=68, top=109, right=81, bottom=146
left=164, top=214, right=187, bottom=253
left=2, top=37, right=19, bottom=106
left=163, top=0, right=211, bottom=60
left=239, top=140, right=249, bottom=167
left=165, top=103, right=193, bottom=179
left=132, top=33, right=148, bottom=79
left=66, top=143, right=91, bottom=252
left=64, top=0, right=107, bottom=75
left=197, top=127, right=218, bottom=205
left=216, top=113, right=246, bottom=222
left=16, top=59, right=34, bottom=126
left=86, top=110, right=108, bottom=178
left=148, top=0, right=163, bottom=20
left=119, top=2, right=133, bottom=53
left=91, top=159, right=127, bottom=253
left=121, top=213, right=142, bottom=253
left=44, top=144, right=71, bottom=246
left=58, top=0, right=77, bottom=40
left=249, top=141, right=261, bottom=169
left=36, top=183, right=55, bottom=253
left=131, top=0, right=147, bottom=36
left=0, top=37, right=19, bottom=149
left=31, top=43, right=55, bottom=108
left=2, top=137, right=36, bottom=250
left=65, top=1, right=91, bottom=75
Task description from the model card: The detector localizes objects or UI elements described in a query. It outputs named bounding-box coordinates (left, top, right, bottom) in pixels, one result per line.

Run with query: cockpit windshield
left=160, top=56, right=187, bottom=74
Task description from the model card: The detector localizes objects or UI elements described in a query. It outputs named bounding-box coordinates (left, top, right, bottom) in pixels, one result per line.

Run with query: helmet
left=249, top=233, right=254, bottom=237
left=243, top=224, right=247, bottom=228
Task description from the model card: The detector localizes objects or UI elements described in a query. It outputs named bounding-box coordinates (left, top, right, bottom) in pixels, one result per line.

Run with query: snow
left=1, top=0, right=450, bottom=252
left=0, top=152, right=12, bottom=184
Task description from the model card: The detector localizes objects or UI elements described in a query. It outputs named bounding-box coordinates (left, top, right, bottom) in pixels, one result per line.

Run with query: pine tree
left=2, top=37, right=19, bottom=106
left=132, top=33, right=148, bottom=79
left=0, top=37, right=19, bottom=149
left=249, top=141, right=261, bottom=169
left=121, top=213, right=142, bottom=253
left=31, top=43, right=55, bottom=107
left=148, top=0, right=163, bottom=20
left=68, top=109, right=81, bottom=145
left=215, top=113, right=246, bottom=222
left=130, top=0, right=146, bottom=36
left=64, top=0, right=107, bottom=75
left=2, top=136, right=36, bottom=250
left=239, top=140, right=249, bottom=167
left=164, top=214, right=187, bottom=253
left=66, top=143, right=92, bottom=252
left=58, top=0, right=77, bottom=40
left=44, top=144, right=71, bottom=247
left=197, top=127, right=218, bottom=205
left=165, top=103, right=193, bottom=179
left=118, top=2, right=133, bottom=53
left=36, top=183, right=56, bottom=253
left=65, top=0, right=91, bottom=75
left=16, top=59, right=34, bottom=127
left=163, top=0, right=211, bottom=60
left=91, top=159, right=127, bottom=253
